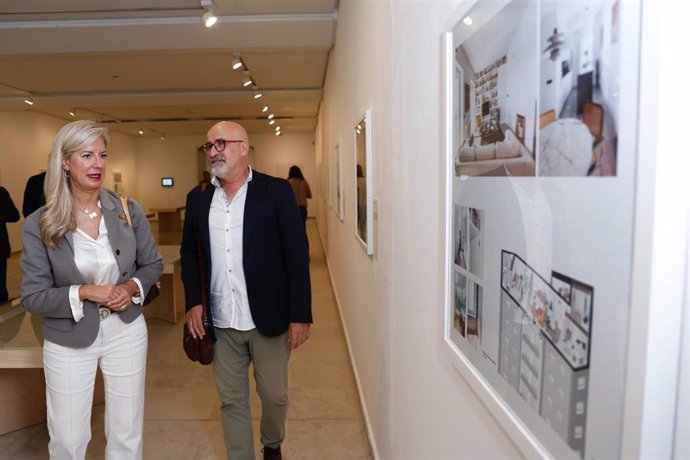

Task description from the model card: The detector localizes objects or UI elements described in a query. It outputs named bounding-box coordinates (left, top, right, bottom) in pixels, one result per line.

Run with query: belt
left=99, top=307, right=112, bottom=321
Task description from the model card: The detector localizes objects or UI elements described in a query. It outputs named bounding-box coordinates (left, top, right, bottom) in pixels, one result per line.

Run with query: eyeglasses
left=200, top=138, right=243, bottom=154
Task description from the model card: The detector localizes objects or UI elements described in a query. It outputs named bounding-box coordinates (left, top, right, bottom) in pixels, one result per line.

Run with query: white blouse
left=68, top=214, right=143, bottom=322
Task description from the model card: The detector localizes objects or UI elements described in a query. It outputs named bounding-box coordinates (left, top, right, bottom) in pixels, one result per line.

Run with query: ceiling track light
left=267, top=113, right=274, bottom=120
left=232, top=54, right=243, bottom=70
left=200, top=0, right=217, bottom=27
left=253, top=87, right=263, bottom=99
left=202, top=10, right=217, bottom=28
left=268, top=119, right=275, bottom=125
left=262, top=105, right=269, bottom=113
left=24, top=95, right=34, bottom=106
left=242, top=72, right=254, bottom=87
left=69, top=110, right=76, bottom=117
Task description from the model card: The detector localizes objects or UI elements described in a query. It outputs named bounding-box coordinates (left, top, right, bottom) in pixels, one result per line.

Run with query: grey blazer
left=20, top=188, right=163, bottom=348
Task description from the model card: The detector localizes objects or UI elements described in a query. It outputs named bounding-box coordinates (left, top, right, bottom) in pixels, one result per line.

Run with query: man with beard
left=180, top=121, right=312, bottom=460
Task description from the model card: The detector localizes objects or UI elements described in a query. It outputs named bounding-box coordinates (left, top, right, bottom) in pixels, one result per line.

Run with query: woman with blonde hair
left=21, top=120, right=163, bottom=459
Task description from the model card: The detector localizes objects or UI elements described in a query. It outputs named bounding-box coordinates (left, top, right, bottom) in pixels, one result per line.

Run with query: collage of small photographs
left=453, top=0, right=623, bottom=177
left=452, top=205, right=484, bottom=349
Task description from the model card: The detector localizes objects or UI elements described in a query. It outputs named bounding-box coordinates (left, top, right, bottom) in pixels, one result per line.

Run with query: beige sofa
left=454, top=127, right=535, bottom=176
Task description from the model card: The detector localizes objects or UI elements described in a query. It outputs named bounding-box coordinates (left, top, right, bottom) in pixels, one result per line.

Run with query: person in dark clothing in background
left=22, top=171, right=46, bottom=217
left=0, top=185, right=20, bottom=303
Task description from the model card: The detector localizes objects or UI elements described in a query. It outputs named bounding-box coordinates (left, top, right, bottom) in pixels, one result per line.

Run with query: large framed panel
left=442, top=0, right=642, bottom=458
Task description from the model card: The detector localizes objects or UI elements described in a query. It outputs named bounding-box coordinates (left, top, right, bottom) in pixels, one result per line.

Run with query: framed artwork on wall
left=443, top=0, right=643, bottom=458
left=354, top=110, right=374, bottom=255
left=335, top=142, right=344, bottom=221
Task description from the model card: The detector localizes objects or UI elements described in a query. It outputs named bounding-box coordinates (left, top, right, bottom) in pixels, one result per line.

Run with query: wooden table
left=143, top=245, right=184, bottom=325
left=0, top=301, right=104, bottom=435
left=538, top=118, right=593, bottom=176
left=150, top=207, right=185, bottom=232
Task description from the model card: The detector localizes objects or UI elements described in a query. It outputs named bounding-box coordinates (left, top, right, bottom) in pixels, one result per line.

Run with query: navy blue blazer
left=180, top=170, right=312, bottom=337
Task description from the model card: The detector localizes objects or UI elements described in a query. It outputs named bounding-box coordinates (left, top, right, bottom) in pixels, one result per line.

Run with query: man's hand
left=288, top=322, right=311, bottom=349
left=186, top=305, right=205, bottom=339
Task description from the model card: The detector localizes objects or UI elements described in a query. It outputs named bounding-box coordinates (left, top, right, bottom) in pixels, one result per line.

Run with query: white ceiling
left=0, top=0, right=338, bottom=136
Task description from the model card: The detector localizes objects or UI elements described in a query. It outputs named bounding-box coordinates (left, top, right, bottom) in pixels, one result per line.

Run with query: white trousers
left=43, top=314, right=148, bottom=460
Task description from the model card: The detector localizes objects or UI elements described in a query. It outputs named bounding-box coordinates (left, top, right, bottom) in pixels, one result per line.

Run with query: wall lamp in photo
left=200, top=0, right=217, bottom=28
left=543, top=28, right=567, bottom=61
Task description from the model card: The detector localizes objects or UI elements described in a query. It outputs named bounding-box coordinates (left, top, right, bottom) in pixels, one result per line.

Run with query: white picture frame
left=443, top=1, right=643, bottom=459
left=354, top=110, right=374, bottom=255
left=335, top=142, right=344, bottom=221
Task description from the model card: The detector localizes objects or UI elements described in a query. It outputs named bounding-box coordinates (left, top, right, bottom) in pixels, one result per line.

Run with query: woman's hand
left=79, top=284, right=133, bottom=311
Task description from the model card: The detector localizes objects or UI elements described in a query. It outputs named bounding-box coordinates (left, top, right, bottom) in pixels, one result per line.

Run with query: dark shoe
left=262, top=446, right=282, bottom=460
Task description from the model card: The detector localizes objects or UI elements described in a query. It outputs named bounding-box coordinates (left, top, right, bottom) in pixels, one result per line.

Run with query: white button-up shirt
left=68, top=212, right=143, bottom=321
left=208, top=169, right=255, bottom=330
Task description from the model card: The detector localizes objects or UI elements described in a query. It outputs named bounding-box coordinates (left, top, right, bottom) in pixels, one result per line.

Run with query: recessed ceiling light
left=463, top=16, right=473, bottom=26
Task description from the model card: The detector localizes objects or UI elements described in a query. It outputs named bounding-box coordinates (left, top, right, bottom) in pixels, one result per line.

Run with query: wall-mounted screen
left=161, top=177, right=174, bottom=187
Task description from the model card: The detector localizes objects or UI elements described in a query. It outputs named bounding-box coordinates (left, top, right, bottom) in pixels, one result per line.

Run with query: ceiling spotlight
left=275, top=126, right=281, bottom=131
left=232, top=54, right=243, bottom=70
left=69, top=110, right=75, bottom=117
left=254, top=90, right=263, bottom=99
left=138, top=130, right=144, bottom=135
left=269, top=119, right=275, bottom=125
left=202, top=10, right=217, bottom=28
left=463, top=16, right=473, bottom=26
left=262, top=105, right=269, bottom=113
left=24, top=95, right=34, bottom=106
left=275, top=131, right=281, bottom=136
left=267, top=114, right=274, bottom=120
left=243, top=72, right=253, bottom=87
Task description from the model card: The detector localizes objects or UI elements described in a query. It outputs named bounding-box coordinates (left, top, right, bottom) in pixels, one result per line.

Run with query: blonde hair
left=40, top=120, right=109, bottom=248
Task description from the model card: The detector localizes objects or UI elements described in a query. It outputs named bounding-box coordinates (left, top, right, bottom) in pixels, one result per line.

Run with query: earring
left=63, top=170, right=70, bottom=178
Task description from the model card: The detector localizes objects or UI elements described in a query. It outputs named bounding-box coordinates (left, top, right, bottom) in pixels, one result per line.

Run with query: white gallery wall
left=317, top=0, right=520, bottom=457
left=135, top=135, right=203, bottom=212
left=0, top=111, right=139, bottom=252
left=251, top=133, right=317, bottom=219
